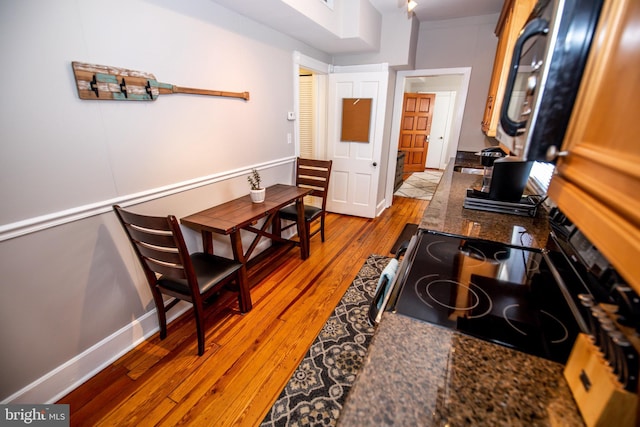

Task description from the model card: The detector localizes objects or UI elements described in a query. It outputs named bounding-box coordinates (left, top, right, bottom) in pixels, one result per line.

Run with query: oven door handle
left=543, top=250, right=590, bottom=334
left=369, top=235, right=418, bottom=325
left=368, top=271, right=393, bottom=326
left=500, top=17, right=549, bottom=137
left=368, top=242, right=407, bottom=326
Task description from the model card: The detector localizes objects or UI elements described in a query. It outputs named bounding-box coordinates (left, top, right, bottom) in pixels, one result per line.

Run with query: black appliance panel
left=392, top=231, right=581, bottom=363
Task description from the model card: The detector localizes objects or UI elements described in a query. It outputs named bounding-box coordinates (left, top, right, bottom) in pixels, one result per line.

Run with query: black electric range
left=388, top=230, right=587, bottom=364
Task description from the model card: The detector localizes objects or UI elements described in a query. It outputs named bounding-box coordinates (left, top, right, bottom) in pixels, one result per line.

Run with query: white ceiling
left=418, top=0, right=504, bottom=21
left=209, top=0, right=505, bottom=55
left=370, top=0, right=504, bottom=22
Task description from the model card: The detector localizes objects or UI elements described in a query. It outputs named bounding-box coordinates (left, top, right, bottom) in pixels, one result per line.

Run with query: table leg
left=201, top=230, right=214, bottom=255
left=230, top=231, right=252, bottom=312
left=272, top=211, right=282, bottom=238
left=296, top=197, right=309, bottom=260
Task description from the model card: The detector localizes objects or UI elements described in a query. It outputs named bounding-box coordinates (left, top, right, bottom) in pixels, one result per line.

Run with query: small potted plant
left=247, top=168, right=265, bottom=203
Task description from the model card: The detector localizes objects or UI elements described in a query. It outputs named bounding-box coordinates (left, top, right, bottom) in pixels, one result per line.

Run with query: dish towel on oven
left=375, top=258, right=398, bottom=310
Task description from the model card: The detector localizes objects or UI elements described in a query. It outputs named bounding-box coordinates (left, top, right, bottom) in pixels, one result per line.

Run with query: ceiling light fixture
left=407, top=0, right=418, bottom=13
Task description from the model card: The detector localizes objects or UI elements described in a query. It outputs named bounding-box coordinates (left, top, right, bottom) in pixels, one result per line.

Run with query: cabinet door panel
left=549, top=0, right=640, bottom=293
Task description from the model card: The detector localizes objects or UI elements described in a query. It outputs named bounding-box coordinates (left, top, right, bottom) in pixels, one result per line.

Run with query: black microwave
left=496, top=0, right=604, bottom=162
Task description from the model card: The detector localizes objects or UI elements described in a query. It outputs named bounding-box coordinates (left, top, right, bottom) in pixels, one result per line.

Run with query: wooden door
left=398, top=93, right=435, bottom=174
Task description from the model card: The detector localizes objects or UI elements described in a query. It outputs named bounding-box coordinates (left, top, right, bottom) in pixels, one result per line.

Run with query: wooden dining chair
left=113, top=205, right=248, bottom=356
left=278, top=158, right=333, bottom=245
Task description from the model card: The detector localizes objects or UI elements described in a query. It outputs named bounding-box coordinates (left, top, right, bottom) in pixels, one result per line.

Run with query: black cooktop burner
left=392, top=231, right=581, bottom=363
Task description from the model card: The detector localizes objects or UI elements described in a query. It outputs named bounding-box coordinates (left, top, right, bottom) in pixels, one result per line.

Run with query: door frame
left=385, top=67, right=471, bottom=207
left=293, top=51, right=329, bottom=159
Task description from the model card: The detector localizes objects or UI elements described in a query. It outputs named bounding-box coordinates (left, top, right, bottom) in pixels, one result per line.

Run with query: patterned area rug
left=260, top=254, right=391, bottom=427
left=394, top=169, right=443, bottom=200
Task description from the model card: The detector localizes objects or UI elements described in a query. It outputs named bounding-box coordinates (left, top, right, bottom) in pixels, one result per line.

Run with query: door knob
left=372, top=162, right=377, bottom=167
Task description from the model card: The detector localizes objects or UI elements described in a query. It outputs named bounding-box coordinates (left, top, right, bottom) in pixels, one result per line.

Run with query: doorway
left=293, top=52, right=329, bottom=160
left=385, top=68, right=471, bottom=207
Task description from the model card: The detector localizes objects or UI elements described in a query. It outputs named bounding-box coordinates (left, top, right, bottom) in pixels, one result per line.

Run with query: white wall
left=415, top=14, right=499, bottom=152
left=333, top=8, right=419, bottom=68
left=0, top=0, right=329, bottom=403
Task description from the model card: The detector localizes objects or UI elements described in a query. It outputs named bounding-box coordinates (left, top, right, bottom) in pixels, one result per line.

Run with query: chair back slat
left=297, top=158, right=331, bottom=169
left=297, top=177, right=328, bottom=196
left=116, top=208, right=173, bottom=232
left=144, top=258, right=188, bottom=280
left=298, top=167, right=329, bottom=179
left=126, top=224, right=180, bottom=249
left=135, top=242, right=185, bottom=269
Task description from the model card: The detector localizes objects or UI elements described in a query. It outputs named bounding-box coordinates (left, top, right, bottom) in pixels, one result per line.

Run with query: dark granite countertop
left=338, top=314, right=584, bottom=426
left=337, top=155, right=584, bottom=426
left=420, top=155, right=550, bottom=249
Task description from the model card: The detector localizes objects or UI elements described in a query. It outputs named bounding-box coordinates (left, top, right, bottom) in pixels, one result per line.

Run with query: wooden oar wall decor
left=71, top=61, right=250, bottom=101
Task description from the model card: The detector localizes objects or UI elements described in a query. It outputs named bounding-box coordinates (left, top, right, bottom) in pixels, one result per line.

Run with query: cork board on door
left=341, top=98, right=372, bottom=142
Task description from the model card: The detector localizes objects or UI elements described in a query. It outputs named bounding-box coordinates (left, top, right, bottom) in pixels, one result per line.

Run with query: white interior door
left=327, top=66, right=388, bottom=218
left=425, top=91, right=456, bottom=169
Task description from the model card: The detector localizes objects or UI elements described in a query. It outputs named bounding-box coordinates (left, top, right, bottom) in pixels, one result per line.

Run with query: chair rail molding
left=0, top=157, right=296, bottom=242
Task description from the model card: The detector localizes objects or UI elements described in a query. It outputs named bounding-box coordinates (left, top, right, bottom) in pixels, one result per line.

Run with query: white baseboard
left=3, top=302, right=191, bottom=404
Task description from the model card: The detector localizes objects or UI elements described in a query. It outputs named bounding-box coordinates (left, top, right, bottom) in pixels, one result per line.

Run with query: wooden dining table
left=180, top=184, right=313, bottom=311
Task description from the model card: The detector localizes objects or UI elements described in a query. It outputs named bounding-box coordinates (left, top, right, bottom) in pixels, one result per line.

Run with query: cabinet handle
left=545, top=145, right=569, bottom=161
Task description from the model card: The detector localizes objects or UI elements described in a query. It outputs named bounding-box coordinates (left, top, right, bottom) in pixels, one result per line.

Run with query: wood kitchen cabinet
left=548, top=0, right=640, bottom=294
left=481, top=0, right=536, bottom=137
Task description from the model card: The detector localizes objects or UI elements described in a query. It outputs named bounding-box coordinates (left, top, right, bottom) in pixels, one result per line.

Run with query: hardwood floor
left=58, top=196, right=429, bottom=426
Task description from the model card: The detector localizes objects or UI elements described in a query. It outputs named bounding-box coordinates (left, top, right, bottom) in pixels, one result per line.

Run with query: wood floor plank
left=96, top=344, right=222, bottom=426
left=157, top=316, right=288, bottom=426
left=165, top=293, right=306, bottom=405
left=168, top=319, right=292, bottom=426
left=60, top=364, right=131, bottom=422
left=57, top=196, right=429, bottom=426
